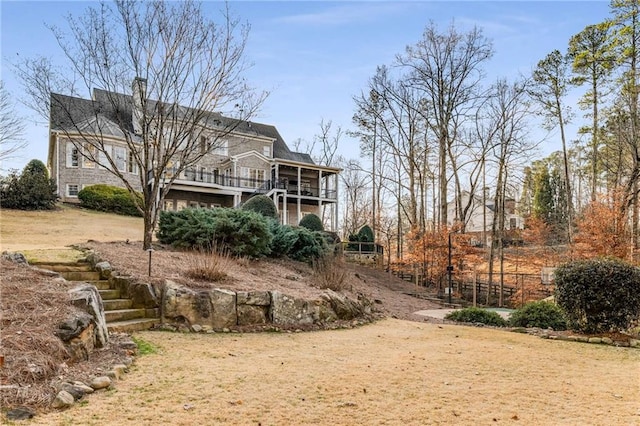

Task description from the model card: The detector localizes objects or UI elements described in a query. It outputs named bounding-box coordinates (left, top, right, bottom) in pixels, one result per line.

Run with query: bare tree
left=14, top=1, right=266, bottom=249
left=397, top=21, right=493, bottom=226
left=0, top=81, right=27, bottom=165
left=338, top=158, right=371, bottom=238
left=480, top=78, right=532, bottom=306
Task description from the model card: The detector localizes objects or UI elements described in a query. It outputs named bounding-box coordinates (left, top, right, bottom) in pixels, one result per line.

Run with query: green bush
left=270, top=223, right=299, bottom=257
left=288, top=227, right=327, bottom=262
left=0, top=160, right=58, bottom=210
left=78, top=184, right=142, bottom=216
left=157, top=207, right=272, bottom=258
left=357, top=224, right=375, bottom=251
left=299, top=213, right=324, bottom=232
left=445, top=307, right=507, bottom=327
left=241, top=195, right=278, bottom=219
left=357, top=224, right=374, bottom=242
left=269, top=223, right=327, bottom=263
left=509, top=301, right=567, bottom=330
left=555, top=258, right=640, bottom=333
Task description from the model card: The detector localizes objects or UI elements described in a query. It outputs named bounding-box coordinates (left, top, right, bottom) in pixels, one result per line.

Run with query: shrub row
left=78, top=184, right=142, bottom=217
left=157, top=206, right=332, bottom=262
left=445, top=301, right=567, bottom=330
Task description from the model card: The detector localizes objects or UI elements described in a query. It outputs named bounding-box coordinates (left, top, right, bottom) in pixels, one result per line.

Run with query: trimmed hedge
left=509, top=301, right=567, bottom=330
left=78, top=184, right=142, bottom=217
left=299, top=213, right=324, bottom=232
left=241, top=195, right=278, bottom=219
left=555, top=258, right=640, bottom=333
left=445, top=307, right=507, bottom=327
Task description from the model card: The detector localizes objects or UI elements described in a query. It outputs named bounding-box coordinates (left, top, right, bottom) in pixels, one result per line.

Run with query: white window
left=99, top=145, right=112, bottom=170
left=263, top=145, right=271, bottom=157
left=212, top=140, right=228, bottom=156
left=241, top=167, right=266, bottom=188
left=67, top=184, right=79, bottom=197
left=82, top=144, right=97, bottom=168
left=66, top=143, right=79, bottom=168
left=163, top=200, right=175, bottom=211
left=114, top=147, right=127, bottom=172
left=127, top=151, right=138, bottom=174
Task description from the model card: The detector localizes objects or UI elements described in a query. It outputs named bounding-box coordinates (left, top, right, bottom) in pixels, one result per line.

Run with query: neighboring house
left=47, top=81, right=340, bottom=229
left=446, top=191, right=524, bottom=245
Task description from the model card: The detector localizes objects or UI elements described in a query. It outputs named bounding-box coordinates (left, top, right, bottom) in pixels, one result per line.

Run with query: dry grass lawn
left=0, top=204, right=143, bottom=251
left=30, top=319, right=640, bottom=425
left=2, top=205, right=640, bottom=425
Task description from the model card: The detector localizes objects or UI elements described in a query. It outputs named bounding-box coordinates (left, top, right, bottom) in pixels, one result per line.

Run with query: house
left=446, top=191, right=524, bottom=245
left=47, top=80, right=340, bottom=229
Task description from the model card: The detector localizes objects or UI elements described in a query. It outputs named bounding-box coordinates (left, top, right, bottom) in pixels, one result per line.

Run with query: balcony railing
left=158, top=167, right=337, bottom=199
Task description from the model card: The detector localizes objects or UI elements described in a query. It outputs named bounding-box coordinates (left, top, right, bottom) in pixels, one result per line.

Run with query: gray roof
left=50, top=88, right=315, bottom=165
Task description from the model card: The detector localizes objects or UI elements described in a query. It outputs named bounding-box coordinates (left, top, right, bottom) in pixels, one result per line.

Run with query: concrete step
left=99, top=289, right=121, bottom=300
left=107, top=318, right=160, bottom=334
left=103, top=298, right=133, bottom=311
left=86, top=280, right=112, bottom=290
left=60, top=271, right=101, bottom=281
left=31, top=263, right=93, bottom=273
left=105, top=308, right=146, bottom=323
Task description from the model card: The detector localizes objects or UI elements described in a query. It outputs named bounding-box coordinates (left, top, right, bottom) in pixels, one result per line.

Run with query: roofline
left=274, top=157, right=341, bottom=172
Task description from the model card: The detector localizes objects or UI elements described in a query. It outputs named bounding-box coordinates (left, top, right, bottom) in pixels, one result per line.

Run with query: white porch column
left=318, top=169, right=323, bottom=198
left=333, top=173, right=339, bottom=231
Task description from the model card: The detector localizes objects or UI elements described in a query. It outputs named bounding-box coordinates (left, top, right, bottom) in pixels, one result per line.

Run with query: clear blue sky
left=1, top=1, right=611, bottom=172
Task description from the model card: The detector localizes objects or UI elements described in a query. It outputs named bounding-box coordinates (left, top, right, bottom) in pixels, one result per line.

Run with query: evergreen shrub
left=299, top=213, right=324, bottom=232
left=445, top=307, right=507, bottom=327
left=509, top=301, right=567, bottom=330
left=157, top=207, right=272, bottom=258
left=555, top=258, right=640, bottom=333
left=0, top=160, right=58, bottom=210
left=241, top=195, right=278, bottom=219
left=78, top=184, right=142, bottom=216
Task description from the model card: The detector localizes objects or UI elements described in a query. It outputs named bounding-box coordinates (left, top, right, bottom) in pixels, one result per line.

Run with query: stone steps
left=60, top=271, right=102, bottom=281
left=34, top=259, right=160, bottom=334
left=105, top=308, right=147, bottom=323
left=99, top=289, right=121, bottom=300
left=102, top=298, right=133, bottom=310
left=88, top=280, right=112, bottom=290
left=107, top=318, right=160, bottom=334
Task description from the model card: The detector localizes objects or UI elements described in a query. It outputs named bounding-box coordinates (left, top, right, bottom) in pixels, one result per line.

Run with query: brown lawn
left=29, top=320, right=640, bottom=425
left=1, top=205, right=640, bottom=425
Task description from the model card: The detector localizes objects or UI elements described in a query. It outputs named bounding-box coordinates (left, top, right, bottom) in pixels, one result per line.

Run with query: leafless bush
left=313, top=255, right=348, bottom=291
left=184, top=245, right=234, bottom=283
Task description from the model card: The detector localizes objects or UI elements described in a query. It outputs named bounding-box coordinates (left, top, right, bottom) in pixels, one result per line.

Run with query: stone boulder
left=321, top=290, right=373, bottom=320
left=68, top=285, right=109, bottom=348
left=1, top=251, right=27, bottom=264
left=270, top=291, right=320, bottom=326
left=162, top=280, right=237, bottom=329
left=94, top=261, right=112, bottom=279
left=111, top=276, right=160, bottom=309
left=237, top=291, right=270, bottom=326
left=56, top=313, right=96, bottom=361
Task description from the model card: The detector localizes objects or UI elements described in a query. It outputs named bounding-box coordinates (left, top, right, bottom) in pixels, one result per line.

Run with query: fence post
left=473, top=270, right=477, bottom=307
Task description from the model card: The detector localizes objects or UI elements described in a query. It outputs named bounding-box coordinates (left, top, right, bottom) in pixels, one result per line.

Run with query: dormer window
left=263, top=146, right=271, bottom=157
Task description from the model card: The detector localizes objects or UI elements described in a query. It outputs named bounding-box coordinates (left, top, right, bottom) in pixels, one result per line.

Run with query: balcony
left=159, top=167, right=337, bottom=200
